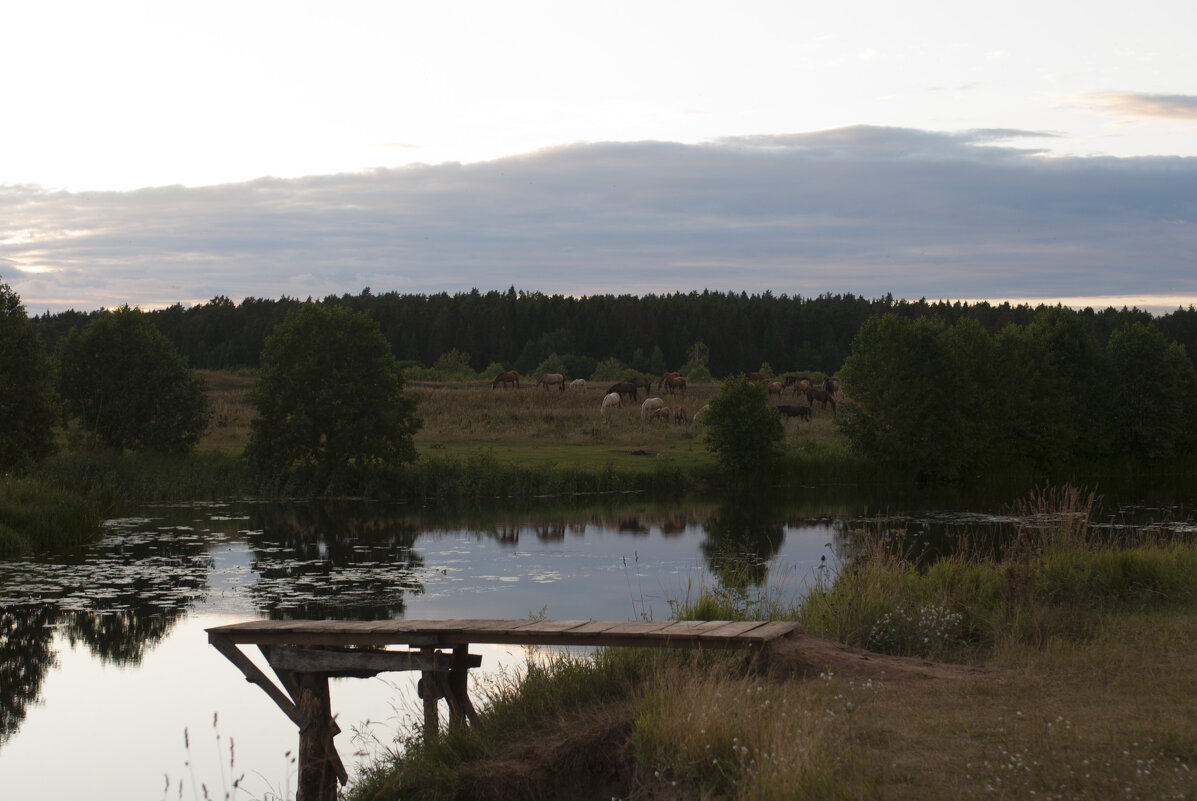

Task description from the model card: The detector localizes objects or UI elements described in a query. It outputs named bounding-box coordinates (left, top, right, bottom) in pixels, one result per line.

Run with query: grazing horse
left=631, top=376, right=653, bottom=393
left=776, top=404, right=812, bottom=423
left=766, top=381, right=784, bottom=397
left=822, top=376, right=841, bottom=396
left=607, top=382, right=639, bottom=401
left=747, top=371, right=766, bottom=383
left=784, top=375, right=811, bottom=388
left=649, top=406, right=672, bottom=423
left=674, top=406, right=689, bottom=425
left=790, top=378, right=813, bottom=397
left=569, top=378, right=587, bottom=391
left=641, top=396, right=664, bottom=420
left=536, top=372, right=566, bottom=391
left=692, top=404, right=710, bottom=425
left=600, top=392, right=622, bottom=421
left=806, top=389, right=837, bottom=414
left=492, top=370, right=519, bottom=390
left=663, top=375, right=687, bottom=396
left=657, top=371, right=681, bottom=391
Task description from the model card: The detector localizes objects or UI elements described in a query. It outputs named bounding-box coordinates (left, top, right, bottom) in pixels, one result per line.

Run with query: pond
left=1, top=483, right=1194, bottom=800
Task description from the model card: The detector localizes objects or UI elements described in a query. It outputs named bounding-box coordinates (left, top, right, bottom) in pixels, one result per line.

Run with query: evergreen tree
left=0, top=279, right=58, bottom=468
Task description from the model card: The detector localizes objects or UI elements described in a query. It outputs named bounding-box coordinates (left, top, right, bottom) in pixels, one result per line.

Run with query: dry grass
left=193, top=372, right=847, bottom=469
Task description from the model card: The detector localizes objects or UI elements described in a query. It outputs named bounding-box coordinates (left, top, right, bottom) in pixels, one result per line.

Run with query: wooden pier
left=206, top=618, right=799, bottom=801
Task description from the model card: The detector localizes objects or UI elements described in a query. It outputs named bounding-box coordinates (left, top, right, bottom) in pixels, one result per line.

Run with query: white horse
left=640, top=396, right=664, bottom=420
left=692, top=404, right=710, bottom=425
left=600, top=391, right=622, bottom=421
left=569, top=378, right=587, bottom=391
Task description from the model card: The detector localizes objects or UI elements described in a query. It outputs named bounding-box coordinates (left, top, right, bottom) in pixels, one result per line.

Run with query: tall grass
left=0, top=475, right=119, bottom=556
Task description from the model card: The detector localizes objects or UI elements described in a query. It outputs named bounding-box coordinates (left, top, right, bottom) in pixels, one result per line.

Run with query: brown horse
left=657, top=371, right=681, bottom=391
left=663, top=375, right=687, bottom=396
left=536, top=372, right=565, bottom=391
left=492, top=370, right=519, bottom=390
left=674, top=406, right=689, bottom=425
left=806, top=388, right=837, bottom=414
left=747, top=371, right=766, bottom=383
left=766, top=381, right=784, bottom=397
left=822, top=376, right=841, bottom=395
left=790, top=378, right=813, bottom=397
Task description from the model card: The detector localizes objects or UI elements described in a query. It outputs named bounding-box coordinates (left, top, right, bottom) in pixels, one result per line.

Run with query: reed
left=0, top=475, right=118, bottom=556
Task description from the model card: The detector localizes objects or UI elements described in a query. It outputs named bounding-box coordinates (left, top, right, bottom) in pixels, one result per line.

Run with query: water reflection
left=702, top=495, right=787, bottom=588
left=244, top=502, right=425, bottom=619
left=0, top=606, right=55, bottom=746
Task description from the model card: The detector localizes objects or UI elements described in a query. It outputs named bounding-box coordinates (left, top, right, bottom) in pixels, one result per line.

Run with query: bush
left=702, top=374, right=784, bottom=479
left=246, top=303, right=421, bottom=483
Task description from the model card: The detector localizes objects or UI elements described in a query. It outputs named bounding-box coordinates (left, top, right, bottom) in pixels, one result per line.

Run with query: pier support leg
left=296, top=672, right=337, bottom=801
left=421, top=647, right=439, bottom=740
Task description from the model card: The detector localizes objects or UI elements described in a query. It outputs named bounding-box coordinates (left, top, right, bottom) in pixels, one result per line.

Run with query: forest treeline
left=30, top=288, right=1197, bottom=377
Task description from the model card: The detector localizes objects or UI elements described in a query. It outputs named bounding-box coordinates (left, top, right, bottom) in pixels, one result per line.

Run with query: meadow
left=196, top=371, right=847, bottom=473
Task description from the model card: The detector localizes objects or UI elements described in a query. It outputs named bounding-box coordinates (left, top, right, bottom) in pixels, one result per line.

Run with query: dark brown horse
left=775, top=404, right=812, bottom=422
left=492, top=370, right=519, bottom=390
left=607, top=382, right=639, bottom=401
left=822, top=377, right=841, bottom=395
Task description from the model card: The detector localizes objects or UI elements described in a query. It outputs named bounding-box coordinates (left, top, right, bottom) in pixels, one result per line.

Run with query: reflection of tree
left=701, top=494, right=786, bottom=589
left=246, top=502, right=425, bottom=620
left=0, top=606, right=57, bottom=745
left=61, top=610, right=180, bottom=665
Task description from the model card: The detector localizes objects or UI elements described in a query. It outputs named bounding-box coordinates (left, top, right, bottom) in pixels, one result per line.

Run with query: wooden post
left=420, top=647, right=439, bottom=740
left=295, top=672, right=337, bottom=801
left=447, top=644, right=479, bottom=728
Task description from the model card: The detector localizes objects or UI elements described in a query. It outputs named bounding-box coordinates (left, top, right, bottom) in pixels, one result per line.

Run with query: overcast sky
left=3, top=1, right=1196, bottom=314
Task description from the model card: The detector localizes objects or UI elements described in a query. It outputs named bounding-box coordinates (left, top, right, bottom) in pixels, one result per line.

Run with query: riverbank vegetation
left=347, top=485, right=1197, bottom=800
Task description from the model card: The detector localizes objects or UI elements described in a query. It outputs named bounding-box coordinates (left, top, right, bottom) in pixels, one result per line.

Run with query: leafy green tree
left=1105, top=322, right=1197, bottom=459
left=0, top=279, right=58, bottom=468
left=679, top=340, right=714, bottom=381
left=838, top=315, right=990, bottom=480
left=703, top=374, right=785, bottom=478
left=590, top=357, right=629, bottom=382
left=247, top=304, right=421, bottom=479
left=431, top=348, right=475, bottom=380
left=57, top=306, right=209, bottom=452
left=532, top=352, right=569, bottom=379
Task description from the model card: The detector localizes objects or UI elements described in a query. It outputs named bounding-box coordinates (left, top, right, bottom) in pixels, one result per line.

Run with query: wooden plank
left=208, top=618, right=798, bottom=650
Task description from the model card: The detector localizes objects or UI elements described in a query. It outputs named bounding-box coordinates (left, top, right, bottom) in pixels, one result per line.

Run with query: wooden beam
left=259, top=645, right=480, bottom=676
left=209, top=634, right=309, bottom=730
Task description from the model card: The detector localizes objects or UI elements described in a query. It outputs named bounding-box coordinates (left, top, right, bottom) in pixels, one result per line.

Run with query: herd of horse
left=490, top=369, right=841, bottom=423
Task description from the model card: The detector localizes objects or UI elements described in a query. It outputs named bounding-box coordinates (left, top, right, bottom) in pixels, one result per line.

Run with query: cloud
left=1085, top=92, right=1197, bottom=120
left=2, top=126, right=1196, bottom=313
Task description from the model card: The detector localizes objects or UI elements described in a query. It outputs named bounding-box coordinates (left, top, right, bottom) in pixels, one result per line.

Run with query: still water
left=1, top=487, right=1194, bottom=800
left=0, top=497, right=841, bottom=800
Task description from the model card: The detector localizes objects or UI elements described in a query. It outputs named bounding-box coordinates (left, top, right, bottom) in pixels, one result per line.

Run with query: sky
left=2, top=0, right=1196, bottom=314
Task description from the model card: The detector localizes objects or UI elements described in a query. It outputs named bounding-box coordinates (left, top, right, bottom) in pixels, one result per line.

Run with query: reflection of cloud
left=1085, top=92, right=1197, bottom=120
left=2, top=125, right=1196, bottom=313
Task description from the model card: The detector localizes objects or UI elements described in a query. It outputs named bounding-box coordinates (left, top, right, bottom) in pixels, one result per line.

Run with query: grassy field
left=195, top=371, right=848, bottom=472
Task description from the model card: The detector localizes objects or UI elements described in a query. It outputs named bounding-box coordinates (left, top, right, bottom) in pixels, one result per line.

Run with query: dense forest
left=30, top=288, right=1197, bottom=378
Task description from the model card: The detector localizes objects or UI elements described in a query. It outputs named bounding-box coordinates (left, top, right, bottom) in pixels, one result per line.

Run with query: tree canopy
left=0, top=279, right=58, bottom=469
left=57, top=306, right=209, bottom=453
left=246, top=303, right=422, bottom=481
left=702, top=374, right=785, bottom=479
left=838, top=312, right=1197, bottom=479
